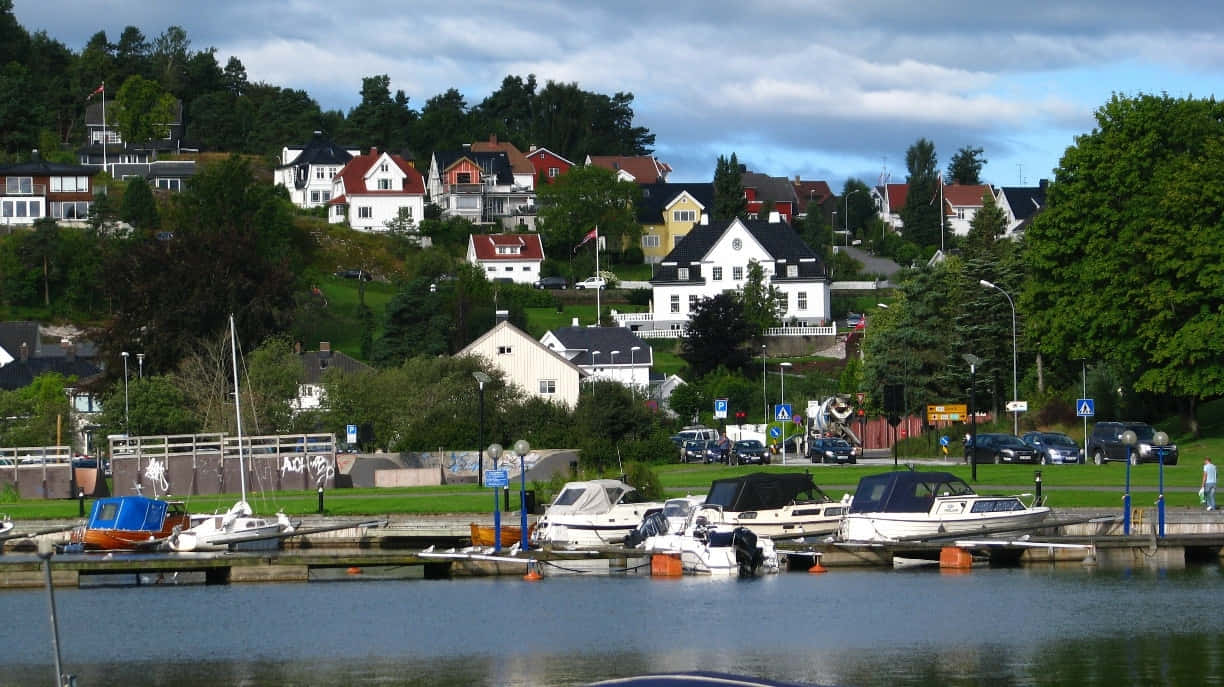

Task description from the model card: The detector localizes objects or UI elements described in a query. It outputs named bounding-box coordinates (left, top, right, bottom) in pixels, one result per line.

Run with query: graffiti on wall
left=279, top=454, right=336, bottom=484
left=142, top=458, right=170, bottom=494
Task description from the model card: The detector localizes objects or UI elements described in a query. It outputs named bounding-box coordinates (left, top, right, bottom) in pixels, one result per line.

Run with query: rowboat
left=470, top=522, right=534, bottom=548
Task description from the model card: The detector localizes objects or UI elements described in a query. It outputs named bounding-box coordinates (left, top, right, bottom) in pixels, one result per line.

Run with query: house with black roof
left=997, top=179, right=1049, bottom=235
left=426, top=144, right=536, bottom=226
left=294, top=341, right=374, bottom=412
left=540, top=323, right=653, bottom=388
left=78, top=98, right=196, bottom=187
left=637, top=182, right=714, bottom=264
left=627, top=216, right=831, bottom=333
left=274, top=131, right=361, bottom=209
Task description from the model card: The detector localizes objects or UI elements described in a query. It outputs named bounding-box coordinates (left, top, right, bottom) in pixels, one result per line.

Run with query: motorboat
left=0, top=513, right=12, bottom=537
left=529, top=479, right=664, bottom=550
left=67, top=495, right=192, bottom=551
left=169, top=316, right=295, bottom=552
left=699, top=472, right=849, bottom=539
left=636, top=503, right=779, bottom=577
left=839, top=470, right=1052, bottom=543
left=660, top=496, right=705, bottom=532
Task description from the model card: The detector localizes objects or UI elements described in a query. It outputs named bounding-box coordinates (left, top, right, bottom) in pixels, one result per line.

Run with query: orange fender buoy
left=346, top=566, right=362, bottom=575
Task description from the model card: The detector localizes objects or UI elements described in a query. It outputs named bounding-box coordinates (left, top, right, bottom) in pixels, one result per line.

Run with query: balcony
left=444, top=183, right=484, bottom=194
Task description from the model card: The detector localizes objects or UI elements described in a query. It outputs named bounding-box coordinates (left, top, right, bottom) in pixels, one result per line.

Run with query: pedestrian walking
left=1203, top=457, right=1217, bottom=511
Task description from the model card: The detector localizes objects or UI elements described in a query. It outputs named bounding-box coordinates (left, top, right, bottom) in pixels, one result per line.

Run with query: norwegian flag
left=572, top=227, right=597, bottom=254
left=87, top=83, right=104, bottom=100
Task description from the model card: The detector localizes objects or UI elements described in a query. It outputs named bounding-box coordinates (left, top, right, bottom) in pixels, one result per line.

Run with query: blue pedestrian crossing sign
left=774, top=403, right=793, bottom=422
left=1076, top=398, right=1095, bottom=417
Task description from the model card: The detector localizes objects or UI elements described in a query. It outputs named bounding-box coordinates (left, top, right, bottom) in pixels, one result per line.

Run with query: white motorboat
left=699, top=472, right=849, bottom=540
left=530, top=479, right=663, bottom=550
left=638, top=504, right=779, bottom=577
left=170, top=316, right=295, bottom=552
left=838, top=470, right=1052, bottom=543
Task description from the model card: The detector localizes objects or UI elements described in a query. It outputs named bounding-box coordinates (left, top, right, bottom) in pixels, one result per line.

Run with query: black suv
left=967, top=433, right=1039, bottom=464
left=1087, top=421, right=1178, bottom=465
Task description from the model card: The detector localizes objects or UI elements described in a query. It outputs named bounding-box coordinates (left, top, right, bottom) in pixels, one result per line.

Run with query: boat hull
left=710, top=502, right=848, bottom=540
left=470, top=523, right=534, bottom=548
left=840, top=506, right=1051, bottom=542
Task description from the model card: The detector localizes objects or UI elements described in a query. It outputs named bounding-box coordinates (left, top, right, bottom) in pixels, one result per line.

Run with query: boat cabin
left=848, top=471, right=982, bottom=514
left=88, top=495, right=186, bottom=531
left=704, top=472, right=833, bottom=512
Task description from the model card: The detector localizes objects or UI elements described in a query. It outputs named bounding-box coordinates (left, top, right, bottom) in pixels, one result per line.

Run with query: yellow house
left=637, top=183, right=714, bottom=264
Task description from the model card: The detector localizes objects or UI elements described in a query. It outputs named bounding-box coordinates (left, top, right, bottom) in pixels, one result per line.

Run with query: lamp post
left=761, top=345, right=767, bottom=424
left=515, top=439, right=531, bottom=550
left=590, top=350, right=600, bottom=388
left=474, top=372, right=490, bottom=480
left=120, top=351, right=130, bottom=433
left=487, top=442, right=503, bottom=551
left=1154, top=431, right=1168, bottom=537
left=630, top=346, right=641, bottom=388
left=779, top=361, right=792, bottom=464
left=831, top=211, right=838, bottom=251
left=844, top=189, right=862, bottom=248
left=963, top=353, right=983, bottom=482
left=610, top=349, right=620, bottom=382
left=979, top=280, right=1018, bottom=434
left=1121, top=429, right=1137, bottom=535
left=137, top=352, right=144, bottom=379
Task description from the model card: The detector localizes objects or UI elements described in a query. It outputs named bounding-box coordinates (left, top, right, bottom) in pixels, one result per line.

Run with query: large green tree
left=537, top=164, right=641, bottom=261
left=680, top=293, right=754, bottom=377
left=113, top=74, right=178, bottom=144
left=900, top=138, right=942, bottom=249
left=713, top=153, right=746, bottom=221
left=1023, top=93, right=1224, bottom=436
left=946, top=146, right=987, bottom=185
left=737, top=260, right=783, bottom=334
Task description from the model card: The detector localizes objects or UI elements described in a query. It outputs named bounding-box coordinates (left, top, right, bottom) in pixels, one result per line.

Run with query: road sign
left=939, top=435, right=950, bottom=446
left=774, top=403, right=792, bottom=422
left=792, top=414, right=803, bottom=425
left=769, top=426, right=782, bottom=438
left=926, top=404, right=967, bottom=422
left=346, top=424, right=358, bottom=445
left=484, top=469, right=509, bottom=488
left=1077, top=398, right=1095, bottom=417
left=1005, top=400, right=1029, bottom=413
left=714, top=398, right=728, bottom=419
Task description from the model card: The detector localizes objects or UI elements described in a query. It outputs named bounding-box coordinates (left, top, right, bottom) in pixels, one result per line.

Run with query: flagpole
left=589, top=224, right=594, bottom=323
left=939, top=173, right=944, bottom=253
left=101, top=83, right=107, bottom=174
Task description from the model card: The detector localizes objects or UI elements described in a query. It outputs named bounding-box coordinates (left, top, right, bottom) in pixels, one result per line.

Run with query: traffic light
left=735, top=410, right=746, bottom=425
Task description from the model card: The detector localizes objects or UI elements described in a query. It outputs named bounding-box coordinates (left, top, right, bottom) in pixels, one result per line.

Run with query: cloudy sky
left=15, top=1, right=1224, bottom=189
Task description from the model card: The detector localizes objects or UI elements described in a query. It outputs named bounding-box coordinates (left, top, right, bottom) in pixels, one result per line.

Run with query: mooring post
left=1034, top=470, right=1042, bottom=504
left=317, top=486, right=325, bottom=514
left=77, top=490, right=85, bottom=517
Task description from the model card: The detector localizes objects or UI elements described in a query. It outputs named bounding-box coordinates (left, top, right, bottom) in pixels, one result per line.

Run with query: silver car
left=1021, top=431, right=1084, bottom=465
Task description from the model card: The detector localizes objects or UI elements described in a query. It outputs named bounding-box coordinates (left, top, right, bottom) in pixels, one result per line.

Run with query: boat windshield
left=664, top=500, right=697, bottom=518
left=552, top=486, right=588, bottom=507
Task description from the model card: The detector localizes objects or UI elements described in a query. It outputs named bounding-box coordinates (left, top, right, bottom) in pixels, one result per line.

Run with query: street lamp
left=831, top=211, right=838, bottom=251
left=610, top=350, right=620, bottom=382
left=779, top=361, right=793, bottom=464
left=630, top=346, right=641, bottom=387
left=1121, top=429, right=1137, bottom=535
left=137, top=352, right=144, bottom=379
left=474, top=371, right=490, bottom=480
left=979, top=280, right=1018, bottom=434
left=487, top=441, right=503, bottom=552
left=120, top=351, right=130, bottom=433
left=590, top=350, right=600, bottom=386
left=963, top=353, right=983, bottom=482
left=844, top=189, right=862, bottom=248
left=761, top=345, right=767, bottom=424
left=514, top=439, right=531, bottom=550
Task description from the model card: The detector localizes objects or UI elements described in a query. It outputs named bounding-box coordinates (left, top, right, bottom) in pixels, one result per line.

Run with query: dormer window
left=496, top=245, right=521, bottom=255
left=678, top=267, right=689, bottom=280
left=787, top=265, right=798, bottom=278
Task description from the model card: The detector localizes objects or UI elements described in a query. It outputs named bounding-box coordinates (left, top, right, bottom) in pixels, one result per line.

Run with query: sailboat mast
left=229, top=314, right=248, bottom=502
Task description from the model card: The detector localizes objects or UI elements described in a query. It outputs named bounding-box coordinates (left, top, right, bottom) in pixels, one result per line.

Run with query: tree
left=113, top=75, right=178, bottom=144
left=963, top=188, right=1008, bottom=255
left=900, top=138, right=942, bottom=249
left=737, top=260, right=783, bottom=334
left=343, top=74, right=416, bottom=151
left=841, top=178, right=873, bottom=243
left=1022, top=93, right=1224, bottom=436
left=947, top=146, right=987, bottom=185
left=537, top=165, right=641, bottom=261
left=120, top=176, right=159, bottom=230
left=150, top=25, right=190, bottom=95
left=221, top=56, right=248, bottom=96
left=713, top=153, right=746, bottom=221
left=680, top=293, right=755, bottom=377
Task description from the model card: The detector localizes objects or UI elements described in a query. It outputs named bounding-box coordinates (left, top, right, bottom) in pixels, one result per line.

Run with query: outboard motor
left=624, top=511, right=668, bottom=548
left=731, top=527, right=764, bottom=577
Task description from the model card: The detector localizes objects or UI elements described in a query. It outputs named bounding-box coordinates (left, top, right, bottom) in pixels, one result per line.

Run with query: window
left=798, top=292, right=808, bottom=310
left=5, top=177, right=33, bottom=194
left=50, top=201, right=87, bottom=219
left=310, top=190, right=323, bottom=203
left=956, top=208, right=966, bottom=220
left=377, top=179, right=392, bottom=190
left=688, top=294, right=698, bottom=311
left=670, top=295, right=680, bottom=313
left=358, top=206, right=372, bottom=218
left=315, top=167, right=327, bottom=179
left=672, top=209, right=696, bottom=222
left=379, top=162, right=389, bottom=172
left=154, top=178, right=182, bottom=191
left=642, top=235, right=660, bottom=248
left=522, top=266, right=530, bottom=271
left=51, top=176, right=89, bottom=192
left=678, top=267, right=689, bottom=280
left=733, top=266, right=744, bottom=280
left=496, top=246, right=520, bottom=255
left=457, top=196, right=479, bottom=209
left=504, top=266, right=514, bottom=271
left=539, top=379, right=557, bottom=395
left=456, top=172, right=472, bottom=184
left=787, top=264, right=798, bottom=278
left=487, top=266, right=496, bottom=272
left=548, top=167, right=559, bottom=177
left=712, top=267, right=723, bottom=281
left=497, top=346, right=513, bottom=355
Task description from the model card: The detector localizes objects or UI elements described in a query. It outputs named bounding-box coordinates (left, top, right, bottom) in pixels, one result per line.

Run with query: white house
left=940, top=182, right=995, bottom=237
left=274, top=131, right=359, bottom=209
left=294, top=341, right=373, bottom=412
left=645, top=216, right=831, bottom=328
left=457, top=320, right=584, bottom=407
left=466, top=233, right=544, bottom=285
left=540, top=323, right=652, bottom=388
left=996, top=179, right=1048, bottom=236
left=426, top=143, right=535, bottom=226
left=328, top=148, right=426, bottom=232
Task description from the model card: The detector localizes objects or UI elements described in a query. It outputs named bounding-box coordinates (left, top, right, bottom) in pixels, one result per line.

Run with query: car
left=732, top=439, right=770, bottom=465
left=1021, top=431, right=1084, bottom=465
left=1087, top=421, right=1178, bottom=465
left=670, top=426, right=719, bottom=446
left=967, top=433, right=1040, bottom=464
left=680, top=439, right=713, bottom=463
left=809, top=437, right=857, bottom=464
left=533, top=276, right=568, bottom=290
left=845, top=312, right=864, bottom=330
left=334, top=268, right=372, bottom=281
left=705, top=437, right=732, bottom=464
left=574, top=276, right=607, bottom=290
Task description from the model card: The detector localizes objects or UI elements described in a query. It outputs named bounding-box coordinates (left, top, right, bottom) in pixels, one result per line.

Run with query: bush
left=621, top=245, right=644, bottom=264
left=625, top=288, right=652, bottom=306
left=623, top=461, right=663, bottom=500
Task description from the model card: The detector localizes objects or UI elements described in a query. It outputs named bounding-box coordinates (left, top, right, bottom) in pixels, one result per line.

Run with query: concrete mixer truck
left=804, top=395, right=862, bottom=456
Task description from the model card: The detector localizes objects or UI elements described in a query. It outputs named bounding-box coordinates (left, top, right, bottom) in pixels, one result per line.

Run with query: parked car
left=1087, top=421, right=1178, bottom=465
left=334, top=268, right=372, bottom=281
left=809, top=437, right=857, bottom=464
left=1021, top=431, right=1084, bottom=465
left=533, top=276, right=568, bottom=290
left=681, top=439, right=714, bottom=463
left=967, top=433, right=1040, bottom=464
left=732, top=439, right=770, bottom=465
left=705, top=438, right=732, bottom=464
left=575, top=276, right=607, bottom=290
left=670, top=426, right=719, bottom=446
left=845, top=312, right=864, bottom=329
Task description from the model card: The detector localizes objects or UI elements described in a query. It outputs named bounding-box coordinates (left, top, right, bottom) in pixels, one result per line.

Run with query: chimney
left=19, top=342, right=28, bottom=362
left=794, top=174, right=801, bottom=183
left=529, top=144, right=537, bottom=152
left=700, top=215, right=709, bottom=225
left=495, top=310, right=509, bottom=322
left=768, top=211, right=781, bottom=223
left=489, top=134, right=498, bottom=144
left=369, top=147, right=378, bottom=156
left=61, top=339, right=75, bottom=363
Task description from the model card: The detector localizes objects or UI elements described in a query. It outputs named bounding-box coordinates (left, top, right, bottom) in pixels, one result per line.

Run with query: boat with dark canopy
left=700, top=472, right=849, bottom=539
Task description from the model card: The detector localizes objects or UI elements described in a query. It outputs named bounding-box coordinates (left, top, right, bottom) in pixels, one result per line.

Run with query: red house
left=525, top=146, right=575, bottom=185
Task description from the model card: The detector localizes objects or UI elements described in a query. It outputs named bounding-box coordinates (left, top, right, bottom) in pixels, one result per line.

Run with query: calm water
left=2, top=563, right=1223, bottom=686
